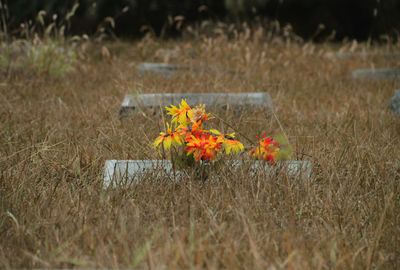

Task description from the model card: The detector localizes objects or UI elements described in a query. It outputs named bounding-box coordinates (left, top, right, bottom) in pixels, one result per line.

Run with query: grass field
left=1, top=34, right=400, bottom=269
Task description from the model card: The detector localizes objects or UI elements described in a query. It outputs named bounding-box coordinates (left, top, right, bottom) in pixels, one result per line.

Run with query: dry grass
left=1, top=34, right=400, bottom=269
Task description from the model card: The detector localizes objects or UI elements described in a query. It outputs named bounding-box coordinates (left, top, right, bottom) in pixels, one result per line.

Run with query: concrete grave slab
left=155, top=49, right=197, bottom=59
left=119, top=92, right=274, bottom=118
left=390, top=90, right=400, bottom=117
left=336, top=52, right=399, bottom=60
left=137, top=63, right=180, bottom=78
left=104, top=160, right=312, bottom=188
left=351, top=69, right=400, bottom=81
left=325, top=51, right=399, bottom=61
left=137, top=62, right=241, bottom=78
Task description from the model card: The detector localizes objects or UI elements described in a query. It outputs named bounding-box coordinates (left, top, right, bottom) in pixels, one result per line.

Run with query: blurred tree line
left=3, top=0, right=400, bottom=41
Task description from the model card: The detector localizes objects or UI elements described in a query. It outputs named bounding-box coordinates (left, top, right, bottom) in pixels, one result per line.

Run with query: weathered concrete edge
left=351, top=69, right=400, bottom=80
left=390, top=89, right=400, bottom=116
left=121, top=92, right=274, bottom=107
left=104, top=160, right=312, bottom=188
left=137, top=62, right=243, bottom=78
left=336, top=52, right=399, bottom=60
left=137, top=63, right=180, bottom=78
left=119, top=92, right=274, bottom=118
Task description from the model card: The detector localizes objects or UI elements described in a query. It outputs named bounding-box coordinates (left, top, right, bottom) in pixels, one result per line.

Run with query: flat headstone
left=104, top=160, right=312, bottom=187
left=390, top=90, right=400, bottom=117
left=156, top=49, right=196, bottom=59
left=158, top=49, right=178, bottom=57
left=351, top=69, right=400, bottom=81
left=137, top=63, right=181, bottom=78
left=137, top=62, right=241, bottom=78
left=119, top=92, right=274, bottom=118
left=336, top=52, right=399, bottom=60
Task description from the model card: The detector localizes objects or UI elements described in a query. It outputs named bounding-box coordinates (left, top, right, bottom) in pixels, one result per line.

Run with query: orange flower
left=154, top=123, right=182, bottom=151
left=249, top=133, right=280, bottom=164
left=185, top=133, right=222, bottom=161
left=177, top=120, right=207, bottom=141
left=166, top=99, right=192, bottom=125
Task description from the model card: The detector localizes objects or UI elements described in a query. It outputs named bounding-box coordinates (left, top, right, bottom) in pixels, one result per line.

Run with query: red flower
left=249, top=133, right=280, bottom=164
left=185, top=133, right=222, bottom=161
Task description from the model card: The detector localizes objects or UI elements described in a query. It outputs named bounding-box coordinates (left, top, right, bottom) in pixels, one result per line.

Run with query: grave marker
left=155, top=49, right=196, bottom=59
left=137, top=62, right=241, bottom=78
left=390, top=90, right=400, bottom=117
left=119, top=92, right=274, bottom=118
left=351, top=69, right=400, bottom=81
left=336, top=52, right=399, bottom=60
left=103, top=159, right=312, bottom=188
left=137, top=63, right=180, bottom=78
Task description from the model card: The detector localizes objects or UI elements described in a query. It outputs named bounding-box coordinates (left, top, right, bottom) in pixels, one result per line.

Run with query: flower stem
left=170, top=147, right=176, bottom=181
left=211, top=112, right=256, bottom=145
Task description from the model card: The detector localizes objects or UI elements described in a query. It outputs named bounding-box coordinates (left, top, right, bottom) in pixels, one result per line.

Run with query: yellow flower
left=154, top=123, right=182, bottom=151
left=223, top=138, right=244, bottom=154
left=211, top=130, right=244, bottom=155
left=166, top=99, right=192, bottom=126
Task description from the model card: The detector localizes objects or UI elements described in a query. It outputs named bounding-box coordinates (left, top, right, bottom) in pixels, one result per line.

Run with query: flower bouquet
left=154, top=99, right=291, bottom=180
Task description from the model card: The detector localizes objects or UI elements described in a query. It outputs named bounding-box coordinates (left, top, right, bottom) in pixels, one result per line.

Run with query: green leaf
left=275, top=134, right=293, bottom=161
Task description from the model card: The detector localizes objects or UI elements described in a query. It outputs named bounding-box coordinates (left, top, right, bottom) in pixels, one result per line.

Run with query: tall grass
left=0, top=28, right=400, bottom=268
left=0, top=4, right=79, bottom=79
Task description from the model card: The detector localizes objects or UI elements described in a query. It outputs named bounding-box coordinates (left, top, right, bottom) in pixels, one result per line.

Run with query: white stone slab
left=103, top=160, right=312, bottom=187
left=351, top=69, right=400, bottom=81
left=390, top=89, right=400, bottom=117
left=119, top=92, right=274, bottom=118
left=137, top=63, right=180, bottom=78
left=137, top=62, right=240, bottom=78
left=336, top=52, right=399, bottom=60
left=155, top=49, right=196, bottom=58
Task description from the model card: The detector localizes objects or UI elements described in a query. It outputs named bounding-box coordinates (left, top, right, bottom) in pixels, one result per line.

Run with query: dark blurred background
left=3, top=0, right=400, bottom=41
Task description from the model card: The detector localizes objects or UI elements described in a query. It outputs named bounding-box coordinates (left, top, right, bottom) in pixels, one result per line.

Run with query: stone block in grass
left=119, top=92, right=274, bottom=118
left=137, top=62, right=240, bottom=78
left=351, top=69, right=400, bottom=81
left=390, top=90, right=400, bottom=117
left=335, top=52, right=399, bottom=60
left=137, top=63, right=180, bottom=78
left=103, top=160, right=312, bottom=188
left=155, top=49, right=196, bottom=59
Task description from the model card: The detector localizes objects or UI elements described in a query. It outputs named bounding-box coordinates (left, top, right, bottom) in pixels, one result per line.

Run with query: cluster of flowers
left=249, top=133, right=280, bottom=164
left=154, top=100, right=280, bottom=164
